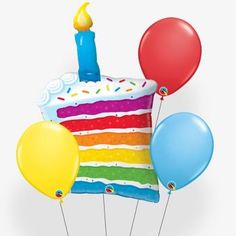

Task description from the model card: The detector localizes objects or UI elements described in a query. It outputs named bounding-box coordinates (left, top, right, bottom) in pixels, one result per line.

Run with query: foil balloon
left=38, top=73, right=160, bottom=203
left=17, top=121, right=80, bottom=200
left=139, top=18, right=202, bottom=97
left=151, top=113, right=214, bottom=191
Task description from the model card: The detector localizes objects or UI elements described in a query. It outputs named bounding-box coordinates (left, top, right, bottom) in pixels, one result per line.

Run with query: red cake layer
left=61, top=113, right=152, bottom=132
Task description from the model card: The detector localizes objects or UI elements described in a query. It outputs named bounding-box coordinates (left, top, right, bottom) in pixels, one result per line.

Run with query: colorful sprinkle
left=71, top=93, right=78, bottom=97
left=106, top=85, right=110, bottom=91
left=67, top=88, right=71, bottom=94
left=106, top=78, right=113, bottom=82
left=119, top=79, right=126, bottom=83
left=115, top=87, right=121, bottom=92
left=142, top=81, right=147, bottom=87
left=96, top=89, right=101, bottom=94
left=57, top=97, right=65, bottom=101
left=126, top=88, right=133, bottom=92
left=130, top=81, right=136, bottom=86
left=82, top=90, right=90, bottom=94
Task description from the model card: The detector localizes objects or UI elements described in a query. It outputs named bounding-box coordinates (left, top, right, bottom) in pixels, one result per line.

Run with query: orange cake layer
left=75, top=132, right=151, bottom=146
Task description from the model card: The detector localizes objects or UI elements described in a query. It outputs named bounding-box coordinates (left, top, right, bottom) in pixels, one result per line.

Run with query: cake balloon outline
left=39, top=73, right=160, bottom=203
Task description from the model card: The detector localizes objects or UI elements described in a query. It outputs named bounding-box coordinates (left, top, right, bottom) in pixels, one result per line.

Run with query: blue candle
left=75, top=31, right=100, bottom=82
left=74, top=2, right=101, bottom=82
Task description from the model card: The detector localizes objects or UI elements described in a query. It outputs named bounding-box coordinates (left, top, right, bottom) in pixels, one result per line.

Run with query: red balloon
left=139, top=17, right=202, bottom=97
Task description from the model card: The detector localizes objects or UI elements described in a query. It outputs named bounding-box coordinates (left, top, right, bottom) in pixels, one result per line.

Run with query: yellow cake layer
left=79, top=148, right=151, bottom=164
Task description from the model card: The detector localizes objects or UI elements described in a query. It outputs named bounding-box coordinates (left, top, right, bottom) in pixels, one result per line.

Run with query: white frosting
left=75, top=177, right=158, bottom=190
left=61, top=73, right=78, bottom=85
left=80, top=162, right=153, bottom=169
left=79, top=144, right=149, bottom=150
left=46, top=79, right=64, bottom=94
left=38, top=73, right=157, bottom=107
left=37, top=89, right=50, bottom=106
left=72, top=128, right=152, bottom=135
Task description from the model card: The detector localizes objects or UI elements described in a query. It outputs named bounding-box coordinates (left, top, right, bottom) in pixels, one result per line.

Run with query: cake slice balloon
left=38, top=2, right=159, bottom=204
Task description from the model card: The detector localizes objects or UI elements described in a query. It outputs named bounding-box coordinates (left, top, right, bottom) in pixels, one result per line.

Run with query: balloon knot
left=167, top=182, right=176, bottom=191
left=159, top=86, right=168, bottom=97
left=55, top=190, right=63, bottom=198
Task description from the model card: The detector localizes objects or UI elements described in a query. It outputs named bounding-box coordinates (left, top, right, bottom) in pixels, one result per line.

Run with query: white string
left=103, top=194, right=108, bottom=236
left=59, top=202, right=70, bottom=236
left=129, top=200, right=139, bottom=236
left=158, top=192, right=172, bottom=236
left=153, top=98, right=164, bottom=129
left=129, top=98, right=165, bottom=236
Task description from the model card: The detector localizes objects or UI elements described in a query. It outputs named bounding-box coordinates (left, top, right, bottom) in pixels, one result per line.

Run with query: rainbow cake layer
left=38, top=73, right=159, bottom=202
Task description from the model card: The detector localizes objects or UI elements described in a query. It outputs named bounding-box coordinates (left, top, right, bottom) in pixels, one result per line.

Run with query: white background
left=0, top=0, right=235, bottom=235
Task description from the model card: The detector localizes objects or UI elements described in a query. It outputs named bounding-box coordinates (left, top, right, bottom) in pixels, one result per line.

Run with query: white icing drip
left=80, top=161, right=153, bottom=169
left=47, top=79, right=64, bottom=94
left=79, top=144, right=149, bottom=150
left=37, top=89, right=50, bottom=106
left=75, top=177, right=159, bottom=190
left=72, top=127, right=152, bottom=135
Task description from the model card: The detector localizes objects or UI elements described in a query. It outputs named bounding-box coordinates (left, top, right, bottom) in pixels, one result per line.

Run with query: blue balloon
left=151, top=112, right=214, bottom=191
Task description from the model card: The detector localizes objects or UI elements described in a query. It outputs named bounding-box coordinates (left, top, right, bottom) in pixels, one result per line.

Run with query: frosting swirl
left=37, top=89, right=50, bottom=106
left=61, top=73, right=78, bottom=85
left=47, top=79, right=64, bottom=94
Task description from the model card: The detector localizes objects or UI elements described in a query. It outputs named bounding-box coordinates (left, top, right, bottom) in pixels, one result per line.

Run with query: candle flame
left=73, top=2, right=93, bottom=31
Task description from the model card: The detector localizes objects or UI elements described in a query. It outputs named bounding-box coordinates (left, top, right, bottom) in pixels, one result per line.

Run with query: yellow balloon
left=17, top=121, right=80, bottom=200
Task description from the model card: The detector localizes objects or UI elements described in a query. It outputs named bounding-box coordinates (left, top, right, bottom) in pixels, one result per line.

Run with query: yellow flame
left=73, top=2, right=93, bottom=31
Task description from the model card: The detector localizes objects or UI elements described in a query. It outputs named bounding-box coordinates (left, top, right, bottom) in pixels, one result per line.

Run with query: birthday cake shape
left=38, top=73, right=159, bottom=203
left=38, top=3, right=159, bottom=203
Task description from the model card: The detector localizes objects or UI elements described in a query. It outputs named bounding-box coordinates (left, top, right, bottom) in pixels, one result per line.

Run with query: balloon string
left=154, top=98, right=164, bottom=129
left=103, top=194, right=108, bottom=236
left=157, top=191, right=172, bottom=236
left=129, top=97, right=164, bottom=236
left=129, top=200, right=139, bottom=236
left=59, top=202, right=70, bottom=236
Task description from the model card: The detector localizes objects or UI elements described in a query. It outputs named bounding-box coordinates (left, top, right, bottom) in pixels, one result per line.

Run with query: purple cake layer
left=57, top=94, right=154, bottom=118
